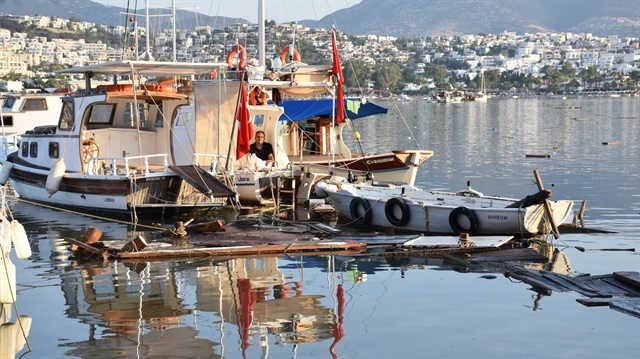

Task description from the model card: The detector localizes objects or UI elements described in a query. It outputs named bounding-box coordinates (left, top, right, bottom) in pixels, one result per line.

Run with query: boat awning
left=55, top=60, right=227, bottom=76
left=278, top=98, right=388, bottom=122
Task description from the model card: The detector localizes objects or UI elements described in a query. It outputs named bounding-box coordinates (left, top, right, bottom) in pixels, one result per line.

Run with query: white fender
left=0, top=259, right=16, bottom=304
left=0, top=216, right=10, bottom=257
left=0, top=162, right=12, bottom=186
left=10, top=220, right=31, bottom=259
left=45, top=158, right=66, bottom=197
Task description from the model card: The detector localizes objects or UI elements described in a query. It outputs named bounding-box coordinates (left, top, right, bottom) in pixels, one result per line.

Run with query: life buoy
left=349, top=197, right=372, bottom=225
left=226, top=45, right=247, bottom=70
left=449, top=206, right=479, bottom=235
left=249, top=87, right=268, bottom=105
left=279, top=45, right=301, bottom=64
left=384, top=197, right=411, bottom=226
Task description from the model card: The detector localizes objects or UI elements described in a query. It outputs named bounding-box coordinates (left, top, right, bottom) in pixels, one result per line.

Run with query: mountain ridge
left=302, top=0, right=640, bottom=37
left=0, top=0, right=638, bottom=37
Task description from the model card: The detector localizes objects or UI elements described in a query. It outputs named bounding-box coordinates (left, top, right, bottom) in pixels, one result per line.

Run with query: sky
left=92, top=0, right=361, bottom=23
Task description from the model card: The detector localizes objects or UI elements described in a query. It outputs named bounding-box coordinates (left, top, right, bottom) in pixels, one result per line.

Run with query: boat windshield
left=58, top=101, right=75, bottom=131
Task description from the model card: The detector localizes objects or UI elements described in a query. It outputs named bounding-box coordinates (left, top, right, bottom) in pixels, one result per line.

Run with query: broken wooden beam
left=533, top=170, right=560, bottom=239
left=115, top=241, right=367, bottom=260
left=64, top=237, right=110, bottom=261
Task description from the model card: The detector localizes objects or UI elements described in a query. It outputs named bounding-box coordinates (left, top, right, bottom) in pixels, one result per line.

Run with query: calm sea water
left=3, top=96, right=639, bottom=359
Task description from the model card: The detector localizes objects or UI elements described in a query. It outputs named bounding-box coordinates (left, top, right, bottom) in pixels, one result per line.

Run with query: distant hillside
left=303, top=0, right=640, bottom=37
left=0, top=0, right=245, bottom=29
left=1, top=0, right=638, bottom=37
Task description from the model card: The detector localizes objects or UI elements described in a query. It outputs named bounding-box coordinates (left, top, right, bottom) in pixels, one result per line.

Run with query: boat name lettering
left=365, top=157, right=394, bottom=165
left=145, top=176, right=166, bottom=181
left=237, top=176, right=251, bottom=182
left=488, top=215, right=508, bottom=220
left=104, top=198, right=115, bottom=203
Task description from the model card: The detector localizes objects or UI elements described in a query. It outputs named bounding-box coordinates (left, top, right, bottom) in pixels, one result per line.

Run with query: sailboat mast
left=172, top=0, right=177, bottom=62
left=258, top=0, right=265, bottom=67
left=143, top=0, right=154, bottom=60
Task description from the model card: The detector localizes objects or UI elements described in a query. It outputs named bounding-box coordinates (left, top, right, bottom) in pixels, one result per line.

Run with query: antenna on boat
left=258, top=0, right=265, bottom=67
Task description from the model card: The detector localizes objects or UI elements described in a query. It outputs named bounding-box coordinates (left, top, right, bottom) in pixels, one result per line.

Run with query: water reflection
left=52, top=256, right=345, bottom=358
left=0, top=305, right=32, bottom=358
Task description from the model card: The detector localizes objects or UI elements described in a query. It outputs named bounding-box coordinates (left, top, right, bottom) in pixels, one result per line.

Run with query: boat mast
left=258, top=0, right=265, bottom=67
left=141, top=0, right=154, bottom=61
left=172, top=0, right=177, bottom=62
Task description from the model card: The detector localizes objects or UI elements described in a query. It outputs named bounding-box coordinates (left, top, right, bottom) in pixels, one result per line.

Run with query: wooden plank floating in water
left=115, top=241, right=367, bottom=260
left=601, top=141, right=621, bottom=145
left=405, top=235, right=514, bottom=248
left=469, top=248, right=548, bottom=263
left=572, top=117, right=589, bottom=120
left=613, top=271, right=640, bottom=289
left=610, top=300, right=640, bottom=319
left=525, top=154, right=551, bottom=158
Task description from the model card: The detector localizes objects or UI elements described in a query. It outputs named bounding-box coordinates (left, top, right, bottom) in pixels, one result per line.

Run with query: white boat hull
left=317, top=181, right=574, bottom=237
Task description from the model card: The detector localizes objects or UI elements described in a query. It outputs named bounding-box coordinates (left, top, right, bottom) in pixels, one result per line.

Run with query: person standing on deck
left=250, top=130, right=274, bottom=165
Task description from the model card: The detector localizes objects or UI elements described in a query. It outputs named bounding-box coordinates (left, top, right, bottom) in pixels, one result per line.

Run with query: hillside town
left=1, top=14, right=639, bottom=94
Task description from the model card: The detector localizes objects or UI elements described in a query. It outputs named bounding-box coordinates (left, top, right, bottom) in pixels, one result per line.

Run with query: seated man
left=250, top=130, right=274, bottom=165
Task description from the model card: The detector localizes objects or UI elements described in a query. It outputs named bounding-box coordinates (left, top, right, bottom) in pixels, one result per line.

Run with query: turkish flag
left=332, top=27, right=345, bottom=123
left=236, top=80, right=253, bottom=159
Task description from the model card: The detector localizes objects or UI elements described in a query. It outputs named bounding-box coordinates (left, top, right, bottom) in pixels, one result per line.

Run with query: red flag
left=236, top=81, right=253, bottom=159
left=332, top=27, right=345, bottom=123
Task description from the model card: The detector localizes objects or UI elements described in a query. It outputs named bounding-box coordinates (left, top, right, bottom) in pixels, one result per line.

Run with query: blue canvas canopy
left=278, top=98, right=388, bottom=122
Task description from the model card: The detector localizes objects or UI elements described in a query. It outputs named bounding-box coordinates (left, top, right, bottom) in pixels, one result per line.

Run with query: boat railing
left=0, top=134, right=20, bottom=159
left=87, top=154, right=170, bottom=176
left=192, top=153, right=236, bottom=175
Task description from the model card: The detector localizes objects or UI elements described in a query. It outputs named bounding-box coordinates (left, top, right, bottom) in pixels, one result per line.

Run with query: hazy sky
left=92, top=0, right=361, bottom=23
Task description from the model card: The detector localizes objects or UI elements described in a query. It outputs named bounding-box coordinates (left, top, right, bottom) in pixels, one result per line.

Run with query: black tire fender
left=384, top=197, right=411, bottom=226
left=349, top=197, right=372, bottom=225
left=449, top=206, right=479, bottom=235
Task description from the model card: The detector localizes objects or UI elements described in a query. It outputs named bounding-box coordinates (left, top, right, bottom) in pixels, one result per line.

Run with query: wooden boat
left=1, top=61, right=236, bottom=217
left=177, top=39, right=433, bottom=205
left=315, top=178, right=574, bottom=237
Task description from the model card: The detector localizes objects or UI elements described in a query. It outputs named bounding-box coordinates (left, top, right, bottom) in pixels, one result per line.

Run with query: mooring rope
left=11, top=197, right=166, bottom=232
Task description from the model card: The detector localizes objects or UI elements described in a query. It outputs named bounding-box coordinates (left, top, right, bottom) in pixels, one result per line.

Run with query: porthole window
left=21, top=142, right=28, bottom=157
left=30, top=142, right=38, bottom=158
left=49, top=142, right=59, bottom=158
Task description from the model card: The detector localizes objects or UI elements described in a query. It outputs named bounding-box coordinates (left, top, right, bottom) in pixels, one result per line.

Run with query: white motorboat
left=1, top=61, right=236, bottom=217
left=1, top=92, right=65, bottom=160
left=315, top=178, right=574, bottom=237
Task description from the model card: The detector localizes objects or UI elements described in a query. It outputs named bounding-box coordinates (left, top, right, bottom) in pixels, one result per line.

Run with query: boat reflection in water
left=57, top=256, right=345, bottom=358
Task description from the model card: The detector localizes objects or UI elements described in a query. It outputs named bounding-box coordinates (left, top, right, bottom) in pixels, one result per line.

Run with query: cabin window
left=153, top=103, right=164, bottom=128
left=173, top=105, right=191, bottom=128
left=29, top=142, right=37, bottom=158
left=21, top=142, right=28, bottom=157
left=22, top=98, right=48, bottom=111
left=1, top=115, right=13, bottom=126
left=122, top=102, right=147, bottom=128
left=49, top=142, right=59, bottom=158
left=86, top=104, right=115, bottom=125
left=2, top=97, right=16, bottom=110
left=58, top=101, right=75, bottom=131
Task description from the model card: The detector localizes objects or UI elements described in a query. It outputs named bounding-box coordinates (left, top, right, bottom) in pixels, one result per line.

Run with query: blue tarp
left=278, top=98, right=388, bottom=122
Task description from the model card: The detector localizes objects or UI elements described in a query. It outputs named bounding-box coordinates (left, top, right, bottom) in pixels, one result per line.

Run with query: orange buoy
left=226, top=45, right=247, bottom=70
left=279, top=45, right=301, bottom=64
